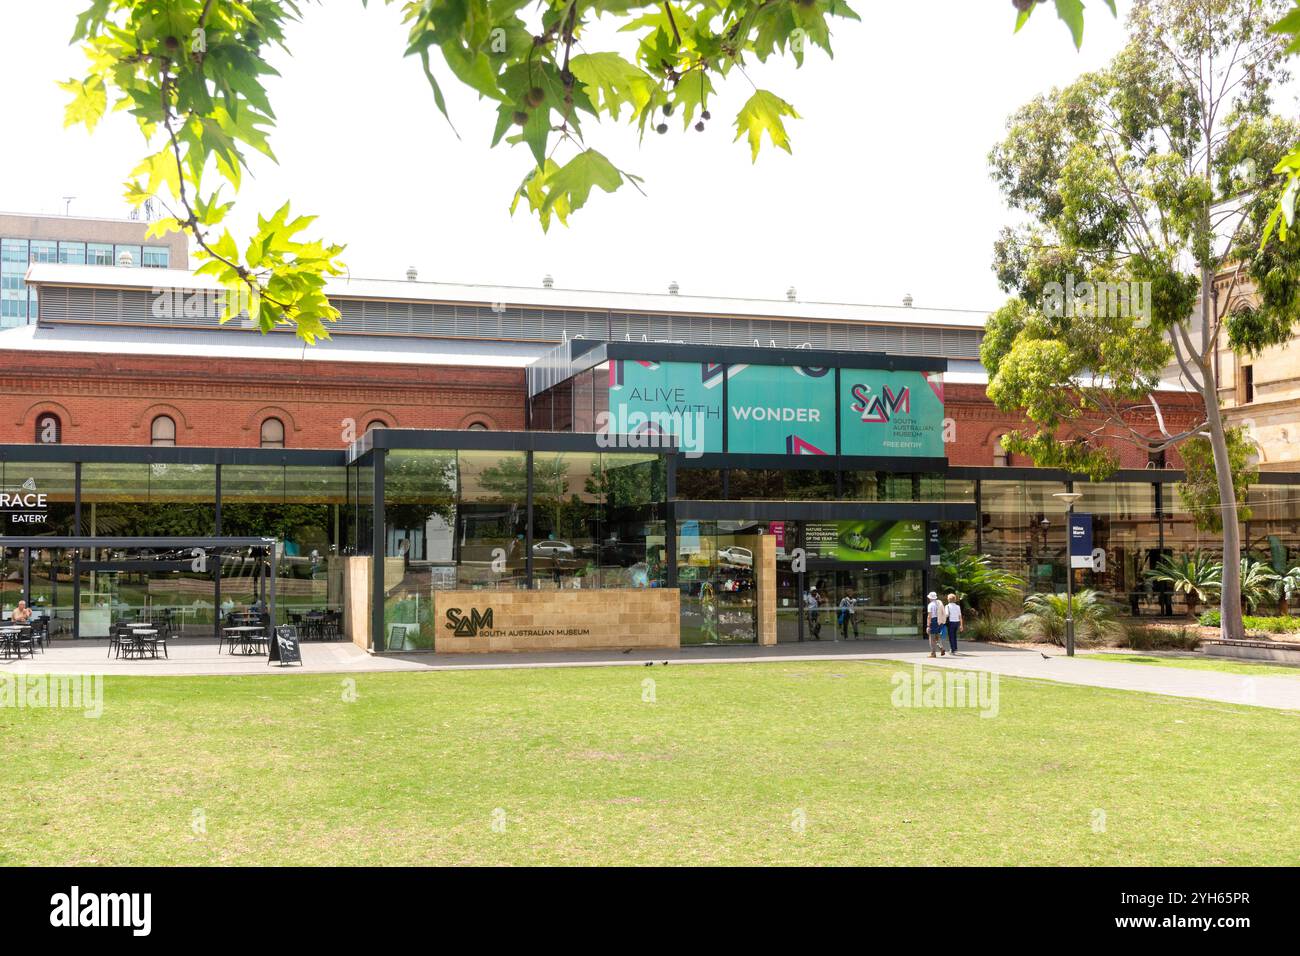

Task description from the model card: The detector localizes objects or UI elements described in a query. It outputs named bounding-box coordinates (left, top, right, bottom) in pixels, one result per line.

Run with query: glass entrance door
left=847, top=569, right=923, bottom=637
left=778, top=567, right=922, bottom=641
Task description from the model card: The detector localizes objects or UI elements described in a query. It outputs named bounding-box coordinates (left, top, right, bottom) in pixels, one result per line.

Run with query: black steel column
left=213, top=547, right=222, bottom=641
left=268, top=542, right=277, bottom=643
left=72, top=465, right=81, bottom=642
left=974, top=479, right=984, bottom=555
left=371, top=451, right=386, bottom=652
left=74, top=461, right=82, bottom=534
left=665, top=454, right=677, bottom=588
left=525, top=450, right=535, bottom=590
left=1155, top=481, right=1165, bottom=552
left=214, top=463, right=222, bottom=535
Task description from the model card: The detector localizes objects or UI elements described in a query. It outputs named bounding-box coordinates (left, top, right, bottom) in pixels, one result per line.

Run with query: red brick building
left=0, top=262, right=1202, bottom=464
left=0, top=342, right=525, bottom=449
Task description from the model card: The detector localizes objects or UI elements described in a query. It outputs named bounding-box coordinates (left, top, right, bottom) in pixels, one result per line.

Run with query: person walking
left=838, top=589, right=858, bottom=640
left=925, top=590, right=947, bottom=657
left=944, top=592, right=963, bottom=656
left=805, top=587, right=822, bottom=640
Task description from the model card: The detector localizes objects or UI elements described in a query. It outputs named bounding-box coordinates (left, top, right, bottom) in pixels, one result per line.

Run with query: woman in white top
left=944, top=593, right=963, bottom=655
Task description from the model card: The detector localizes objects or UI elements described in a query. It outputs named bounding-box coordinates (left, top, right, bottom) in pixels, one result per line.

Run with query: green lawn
left=1089, top=652, right=1300, bottom=679
left=2, top=661, right=1298, bottom=865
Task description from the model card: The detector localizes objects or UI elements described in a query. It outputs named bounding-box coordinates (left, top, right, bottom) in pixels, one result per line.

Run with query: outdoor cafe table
left=120, top=627, right=159, bottom=660
left=223, top=625, right=266, bottom=656
left=0, top=624, right=31, bottom=659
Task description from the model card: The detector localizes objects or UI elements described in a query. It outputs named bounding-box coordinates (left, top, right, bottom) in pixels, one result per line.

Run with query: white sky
left=0, top=0, right=1136, bottom=310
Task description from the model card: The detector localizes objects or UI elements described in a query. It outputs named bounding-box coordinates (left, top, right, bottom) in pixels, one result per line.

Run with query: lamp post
left=1053, top=491, right=1084, bottom=656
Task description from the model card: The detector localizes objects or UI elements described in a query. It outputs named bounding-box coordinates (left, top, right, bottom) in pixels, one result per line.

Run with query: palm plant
left=1240, top=557, right=1281, bottom=614
left=935, top=546, right=1025, bottom=616
left=1144, top=551, right=1222, bottom=618
left=1018, top=590, right=1122, bottom=647
left=1272, top=566, right=1300, bottom=617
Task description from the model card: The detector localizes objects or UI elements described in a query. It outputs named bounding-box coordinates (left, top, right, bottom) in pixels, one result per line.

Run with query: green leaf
left=128, top=149, right=182, bottom=202
left=733, top=90, right=799, bottom=162
left=1054, top=0, right=1086, bottom=48
left=540, top=149, right=630, bottom=216
left=58, top=76, right=107, bottom=132
left=569, top=52, right=655, bottom=121
left=673, top=70, right=714, bottom=130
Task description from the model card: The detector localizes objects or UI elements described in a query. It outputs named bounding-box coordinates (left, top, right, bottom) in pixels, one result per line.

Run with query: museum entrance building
left=4, top=341, right=1300, bottom=653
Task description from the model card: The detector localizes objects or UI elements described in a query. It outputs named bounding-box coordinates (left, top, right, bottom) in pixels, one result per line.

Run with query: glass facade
left=0, top=454, right=349, bottom=636
left=379, top=448, right=667, bottom=650
left=4, top=437, right=1300, bottom=647
left=0, top=233, right=170, bottom=326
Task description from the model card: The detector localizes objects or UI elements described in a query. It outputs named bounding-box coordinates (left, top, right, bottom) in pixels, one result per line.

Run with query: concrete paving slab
left=4, top=638, right=1299, bottom=710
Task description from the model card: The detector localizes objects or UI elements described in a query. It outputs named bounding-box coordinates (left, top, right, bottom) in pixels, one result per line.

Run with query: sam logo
left=445, top=607, right=493, bottom=637
left=849, top=384, right=911, bottom=423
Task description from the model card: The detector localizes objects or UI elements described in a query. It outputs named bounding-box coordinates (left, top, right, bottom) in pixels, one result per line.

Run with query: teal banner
left=725, top=364, right=835, bottom=455
left=607, top=360, right=724, bottom=453
left=607, top=360, right=947, bottom=459
left=839, top=370, right=945, bottom=457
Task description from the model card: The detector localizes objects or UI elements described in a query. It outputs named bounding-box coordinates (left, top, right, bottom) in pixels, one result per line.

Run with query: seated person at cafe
left=11, top=600, right=32, bottom=624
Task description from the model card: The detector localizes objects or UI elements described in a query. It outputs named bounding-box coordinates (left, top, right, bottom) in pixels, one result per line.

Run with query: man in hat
left=925, top=591, right=947, bottom=657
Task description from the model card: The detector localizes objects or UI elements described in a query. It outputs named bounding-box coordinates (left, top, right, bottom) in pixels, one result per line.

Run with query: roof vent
left=786, top=285, right=797, bottom=302
left=406, top=266, right=418, bottom=281
left=668, top=280, right=680, bottom=295
left=542, top=274, right=554, bottom=289
left=117, top=249, right=134, bottom=267
left=902, top=293, right=914, bottom=308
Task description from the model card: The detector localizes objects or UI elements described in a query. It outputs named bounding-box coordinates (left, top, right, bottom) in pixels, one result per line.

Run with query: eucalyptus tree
left=983, top=0, right=1300, bottom=640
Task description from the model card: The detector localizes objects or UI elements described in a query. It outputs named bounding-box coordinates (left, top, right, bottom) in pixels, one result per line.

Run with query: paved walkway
left=4, top=639, right=1300, bottom=710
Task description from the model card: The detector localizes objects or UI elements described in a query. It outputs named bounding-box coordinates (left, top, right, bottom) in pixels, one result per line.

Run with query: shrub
left=1198, top=609, right=1221, bottom=627
left=934, top=547, right=1025, bottom=616
left=1018, top=590, right=1122, bottom=647
left=1241, top=558, right=1281, bottom=614
left=1145, top=551, right=1221, bottom=617
left=1241, top=615, right=1300, bottom=635
left=1123, top=623, right=1202, bottom=651
left=964, top=616, right=1026, bottom=643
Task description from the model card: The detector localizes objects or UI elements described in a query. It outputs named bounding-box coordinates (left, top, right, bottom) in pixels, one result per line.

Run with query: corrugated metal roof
left=0, top=323, right=546, bottom=367
left=25, top=263, right=991, bottom=329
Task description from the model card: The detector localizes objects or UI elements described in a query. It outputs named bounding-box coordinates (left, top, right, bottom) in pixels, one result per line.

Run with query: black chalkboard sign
left=270, top=625, right=302, bottom=666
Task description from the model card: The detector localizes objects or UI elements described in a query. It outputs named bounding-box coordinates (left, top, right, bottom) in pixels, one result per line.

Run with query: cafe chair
left=108, top=622, right=127, bottom=659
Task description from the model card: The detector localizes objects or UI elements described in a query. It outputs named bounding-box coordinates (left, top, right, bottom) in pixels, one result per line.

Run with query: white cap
left=927, top=591, right=938, bottom=600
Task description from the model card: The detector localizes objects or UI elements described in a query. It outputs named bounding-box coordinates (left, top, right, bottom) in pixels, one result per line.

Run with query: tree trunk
left=1203, top=378, right=1245, bottom=641
left=1196, top=257, right=1248, bottom=642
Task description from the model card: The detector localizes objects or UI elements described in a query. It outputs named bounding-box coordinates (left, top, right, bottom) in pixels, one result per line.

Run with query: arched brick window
left=151, top=415, right=176, bottom=447
left=993, top=435, right=1010, bottom=467
left=35, top=413, right=61, bottom=444
left=260, top=417, right=286, bottom=448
